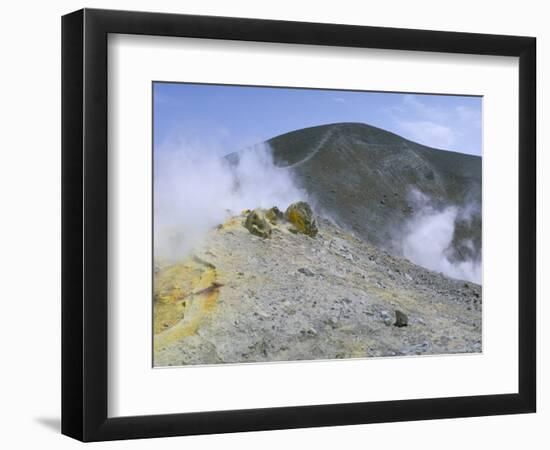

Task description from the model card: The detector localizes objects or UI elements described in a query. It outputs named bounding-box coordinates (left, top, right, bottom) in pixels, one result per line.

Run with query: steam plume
left=154, top=142, right=305, bottom=260
left=397, top=190, right=482, bottom=284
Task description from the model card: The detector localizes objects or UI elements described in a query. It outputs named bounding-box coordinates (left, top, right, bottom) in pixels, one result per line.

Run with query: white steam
left=154, top=142, right=305, bottom=260
left=398, top=190, right=481, bottom=284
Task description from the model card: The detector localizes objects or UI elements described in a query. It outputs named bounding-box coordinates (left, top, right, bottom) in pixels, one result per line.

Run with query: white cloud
left=388, top=94, right=480, bottom=154
left=456, top=105, right=481, bottom=127
left=332, top=97, right=346, bottom=103
left=397, top=120, right=456, bottom=149
left=217, top=126, right=231, bottom=137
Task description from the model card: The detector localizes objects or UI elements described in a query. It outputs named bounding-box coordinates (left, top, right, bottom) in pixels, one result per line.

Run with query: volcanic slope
left=154, top=211, right=481, bottom=366
left=230, top=122, right=482, bottom=262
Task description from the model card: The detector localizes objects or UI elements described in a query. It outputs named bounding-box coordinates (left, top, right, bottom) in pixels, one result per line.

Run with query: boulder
left=265, top=206, right=284, bottom=224
left=394, top=310, right=408, bottom=327
left=244, top=209, right=272, bottom=238
left=298, top=267, right=315, bottom=277
left=284, top=201, right=318, bottom=237
left=380, top=310, right=392, bottom=326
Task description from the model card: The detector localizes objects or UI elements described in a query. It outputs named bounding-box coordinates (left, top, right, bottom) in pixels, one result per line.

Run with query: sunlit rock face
left=284, top=201, right=318, bottom=237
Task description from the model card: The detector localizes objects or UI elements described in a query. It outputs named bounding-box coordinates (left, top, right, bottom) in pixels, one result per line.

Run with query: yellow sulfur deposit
left=153, top=257, right=221, bottom=352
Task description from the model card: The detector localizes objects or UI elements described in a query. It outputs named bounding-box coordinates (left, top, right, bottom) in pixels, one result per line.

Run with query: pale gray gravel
left=154, top=214, right=481, bottom=367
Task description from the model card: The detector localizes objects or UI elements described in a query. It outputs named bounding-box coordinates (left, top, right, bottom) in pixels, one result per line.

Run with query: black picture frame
left=61, top=8, right=536, bottom=442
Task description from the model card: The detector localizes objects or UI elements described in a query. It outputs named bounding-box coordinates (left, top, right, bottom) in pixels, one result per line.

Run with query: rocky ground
left=153, top=205, right=482, bottom=367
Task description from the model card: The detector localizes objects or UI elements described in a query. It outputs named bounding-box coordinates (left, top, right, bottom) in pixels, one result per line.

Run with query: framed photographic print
left=61, top=8, right=536, bottom=441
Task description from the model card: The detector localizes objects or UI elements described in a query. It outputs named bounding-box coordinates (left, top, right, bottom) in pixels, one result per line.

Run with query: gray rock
left=394, top=310, right=408, bottom=327
left=265, top=206, right=284, bottom=224
left=380, top=310, right=393, bottom=326
left=244, top=209, right=272, bottom=238
left=285, top=201, right=318, bottom=237
left=298, top=267, right=315, bottom=277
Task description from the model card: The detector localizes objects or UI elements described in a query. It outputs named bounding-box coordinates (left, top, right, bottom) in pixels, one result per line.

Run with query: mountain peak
left=225, top=122, right=481, bottom=268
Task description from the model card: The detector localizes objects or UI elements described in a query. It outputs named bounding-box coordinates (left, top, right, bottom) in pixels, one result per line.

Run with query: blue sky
left=153, top=82, right=482, bottom=156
